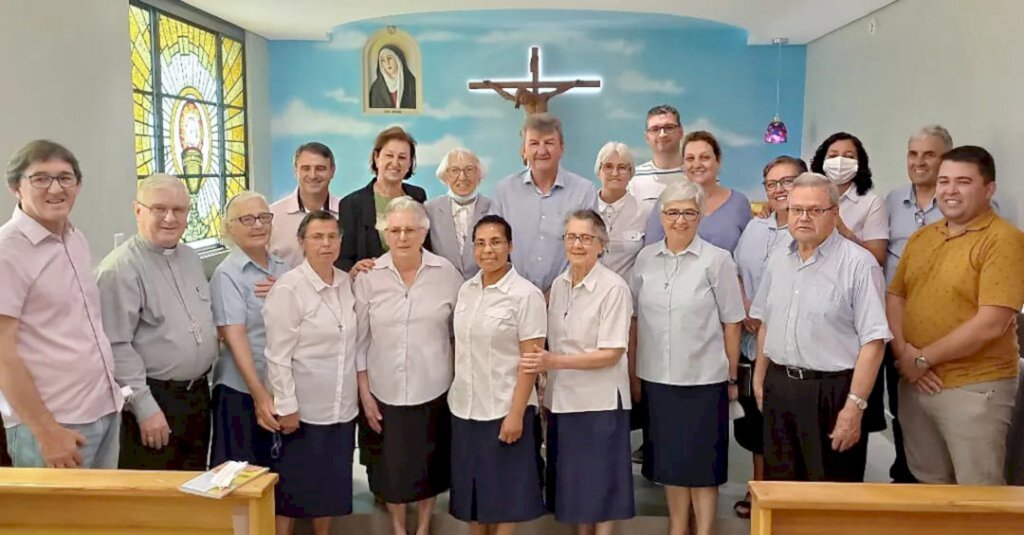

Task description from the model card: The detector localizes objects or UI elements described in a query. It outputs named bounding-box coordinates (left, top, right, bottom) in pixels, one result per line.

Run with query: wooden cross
left=468, top=47, right=601, bottom=115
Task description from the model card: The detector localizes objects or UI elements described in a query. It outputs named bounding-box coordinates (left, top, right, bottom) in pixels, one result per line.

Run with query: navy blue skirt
left=273, top=419, right=355, bottom=519
left=449, top=407, right=545, bottom=524
left=365, top=393, right=452, bottom=504
left=642, top=380, right=729, bottom=487
left=546, top=407, right=635, bottom=524
left=210, top=385, right=274, bottom=468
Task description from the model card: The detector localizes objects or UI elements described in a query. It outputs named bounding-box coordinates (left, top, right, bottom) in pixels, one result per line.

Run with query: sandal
left=733, top=491, right=752, bottom=519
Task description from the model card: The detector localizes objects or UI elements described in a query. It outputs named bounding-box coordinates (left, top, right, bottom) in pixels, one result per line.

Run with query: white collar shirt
left=598, top=192, right=652, bottom=280
left=545, top=262, right=633, bottom=413
left=632, top=238, right=746, bottom=385
left=263, top=260, right=358, bottom=425
left=354, top=250, right=464, bottom=406
left=449, top=266, right=547, bottom=420
left=749, top=231, right=893, bottom=371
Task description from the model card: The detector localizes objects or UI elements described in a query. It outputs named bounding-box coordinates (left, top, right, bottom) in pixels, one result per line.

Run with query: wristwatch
left=727, top=377, right=738, bottom=386
left=847, top=393, right=868, bottom=411
left=914, top=355, right=931, bottom=370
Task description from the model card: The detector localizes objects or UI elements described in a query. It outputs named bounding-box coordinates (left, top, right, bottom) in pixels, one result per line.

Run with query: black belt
left=147, top=372, right=209, bottom=392
left=770, top=361, right=852, bottom=381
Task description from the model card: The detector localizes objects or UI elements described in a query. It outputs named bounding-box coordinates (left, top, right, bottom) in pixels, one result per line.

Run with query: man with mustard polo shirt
left=887, top=145, right=1024, bottom=485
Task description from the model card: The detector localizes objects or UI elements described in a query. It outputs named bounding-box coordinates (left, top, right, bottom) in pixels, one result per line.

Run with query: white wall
left=0, top=0, right=137, bottom=260
left=802, top=0, right=1021, bottom=224
left=0, top=0, right=271, bottom=266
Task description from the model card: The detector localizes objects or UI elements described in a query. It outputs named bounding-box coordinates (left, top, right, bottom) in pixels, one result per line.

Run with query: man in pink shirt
left=0, top=140, right=123, bottom=468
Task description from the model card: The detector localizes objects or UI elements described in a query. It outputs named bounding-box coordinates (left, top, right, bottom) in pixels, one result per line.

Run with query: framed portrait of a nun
left=363, top=27, right=422, bottom=115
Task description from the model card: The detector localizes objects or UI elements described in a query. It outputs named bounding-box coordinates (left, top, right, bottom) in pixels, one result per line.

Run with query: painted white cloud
left=324, top=88, right=358, bottom=105
left=422, top=99, right=502, bottom=120
left=685, top=117, right=760, bottom=147
left=606, top=108, right=635, bottom=120
left=272, top=99, right=382, bottom=137
left=318, top=29, right=367, bottom=50
left=417, top=135, right=468, bottom=166
left=416, top=30, right=463, bottom=43
left=477, top=29, right=643, bottom=57
left=616, top=70, right=685, bottom=95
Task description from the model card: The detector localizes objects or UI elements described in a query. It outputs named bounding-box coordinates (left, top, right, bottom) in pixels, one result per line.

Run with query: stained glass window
left=129, top=2, right=248, bottom=247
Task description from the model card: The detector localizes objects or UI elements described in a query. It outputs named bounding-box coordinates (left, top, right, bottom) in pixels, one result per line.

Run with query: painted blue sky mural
left=268, top=10, right=806, bottom=203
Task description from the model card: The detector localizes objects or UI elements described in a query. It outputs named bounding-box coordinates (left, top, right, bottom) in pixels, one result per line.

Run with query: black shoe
left=631, top=445, right=643, bottom=464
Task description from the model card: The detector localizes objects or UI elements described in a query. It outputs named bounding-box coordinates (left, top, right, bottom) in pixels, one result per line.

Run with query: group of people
left=1, top=103, right=1022, bottom=535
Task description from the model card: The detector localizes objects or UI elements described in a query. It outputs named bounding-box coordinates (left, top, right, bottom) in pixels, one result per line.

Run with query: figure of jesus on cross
left=469, top=47, right=601, bottom=115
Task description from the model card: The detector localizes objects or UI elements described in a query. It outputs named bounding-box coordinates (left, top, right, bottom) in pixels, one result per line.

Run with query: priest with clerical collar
left=95, top=174, right=217, bottom=470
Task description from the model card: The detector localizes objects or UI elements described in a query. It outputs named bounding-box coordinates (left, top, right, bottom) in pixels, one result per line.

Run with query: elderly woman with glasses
left=209, top=192, right=289, bottom=469
left=632, top=181, right=745, bottom=535
left=263, top=210, right=359, bottom=535
left=354, top=196, right=464, bottom=535
left=425, top=147, right=492, bottom=279
left=595, top=141, right=651, bottom=280
left=729, top=155, right=807, bottom=517
left=521, top=209, right=635, bottom=535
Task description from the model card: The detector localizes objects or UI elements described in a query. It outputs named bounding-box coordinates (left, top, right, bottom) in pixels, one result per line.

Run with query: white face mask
left=447, top=188, right=477, bottom=205
left=822, top=156, right=859, bottom=184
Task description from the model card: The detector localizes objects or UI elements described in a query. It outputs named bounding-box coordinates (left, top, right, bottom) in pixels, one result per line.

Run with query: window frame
left=130, top=0, right=249, bottom=252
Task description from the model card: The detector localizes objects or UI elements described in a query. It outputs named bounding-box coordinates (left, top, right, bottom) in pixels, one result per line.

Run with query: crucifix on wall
left=468, top=47, right=600, bottom=115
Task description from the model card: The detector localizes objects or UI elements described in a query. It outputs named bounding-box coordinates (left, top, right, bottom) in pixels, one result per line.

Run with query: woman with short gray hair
left=425, top=147, right=492, bottom=279
left=521, top=208, right=635, bottom=533
left=354, top=196, right=464, bottom=535
left=631, top=180, right=745, bottom=535
left=210, top=192, right=290, bottom=469
left=594, top=141, right=652, bottom=281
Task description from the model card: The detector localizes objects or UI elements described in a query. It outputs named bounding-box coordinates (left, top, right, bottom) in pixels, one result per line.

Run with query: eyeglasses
left=763, top=177, right=797, bottom=191
left=385, top=227, right=422, bottom=239
left=473, top=239, right=508, bottom=250
left=25, top=173, right=78, bottom=189
left=789, top=206, right=836, bottom=218
left=446, top=166, right=478, bottom=177
left=563, top=233, right=598, bottom=245
left=305, top=232, right=340, bottom=242
left=914, top=210, right=926, bottom=227
left=646, top=124, right=680, bottom=135
left=662, top=209, right=700, bottom=222
left=233, top=213, right=274, bottom=226
left=136, top=201, right=188, bottom=219
left=600, top=163, right=632, bottom=175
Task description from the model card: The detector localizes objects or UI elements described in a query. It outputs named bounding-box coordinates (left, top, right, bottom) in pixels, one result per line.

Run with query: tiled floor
left=295, top=426, right=899, bottom=534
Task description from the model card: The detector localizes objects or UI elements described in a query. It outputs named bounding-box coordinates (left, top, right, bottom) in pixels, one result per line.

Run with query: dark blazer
left=335, top=179, right=429, bottom=271
left=424, top=195, right=491, bottom=279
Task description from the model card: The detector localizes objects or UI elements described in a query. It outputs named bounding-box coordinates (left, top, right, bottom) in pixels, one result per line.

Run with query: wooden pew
left=750, top=481, right=1024, bottom=534
left=0, top=468, right=278, bottom=534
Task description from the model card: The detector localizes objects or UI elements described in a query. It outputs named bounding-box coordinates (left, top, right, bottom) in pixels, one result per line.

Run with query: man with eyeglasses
left=0, top=140, right=123, bottom=468
left=95, top=174, right=217, bottom=470
left=750, top=172, right=891, bottom=483
left=628, top=105, right=687, bottom=210
left=269, top=142, right=341, bottom=268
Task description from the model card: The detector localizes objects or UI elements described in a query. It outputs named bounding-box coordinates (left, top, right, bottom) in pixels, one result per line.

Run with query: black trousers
left=881, top=344, right=916, bottom=483
left=0, top=413, right=9, bottom=467
left=120, top=376, right=211, bottom=470
left=763, top=363, right=867, bottom=482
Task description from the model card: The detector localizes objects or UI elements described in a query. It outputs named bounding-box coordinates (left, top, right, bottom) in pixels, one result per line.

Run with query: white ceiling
left=183, top=0, right=897, bottom=45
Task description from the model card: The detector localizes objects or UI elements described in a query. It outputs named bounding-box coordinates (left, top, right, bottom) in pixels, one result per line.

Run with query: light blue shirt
left=210, top=248, right=290, bottom=394
left=644, top=188, right=752, bottom=252
left=884, top=185, right=942, bottom=286
left=733, top=215, right=794, bottom=358
left=733, top=216, right=794, bottom=299
left=490, top=167, right=598, bottom=291
left=749, top=231, right=892, bottom=371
